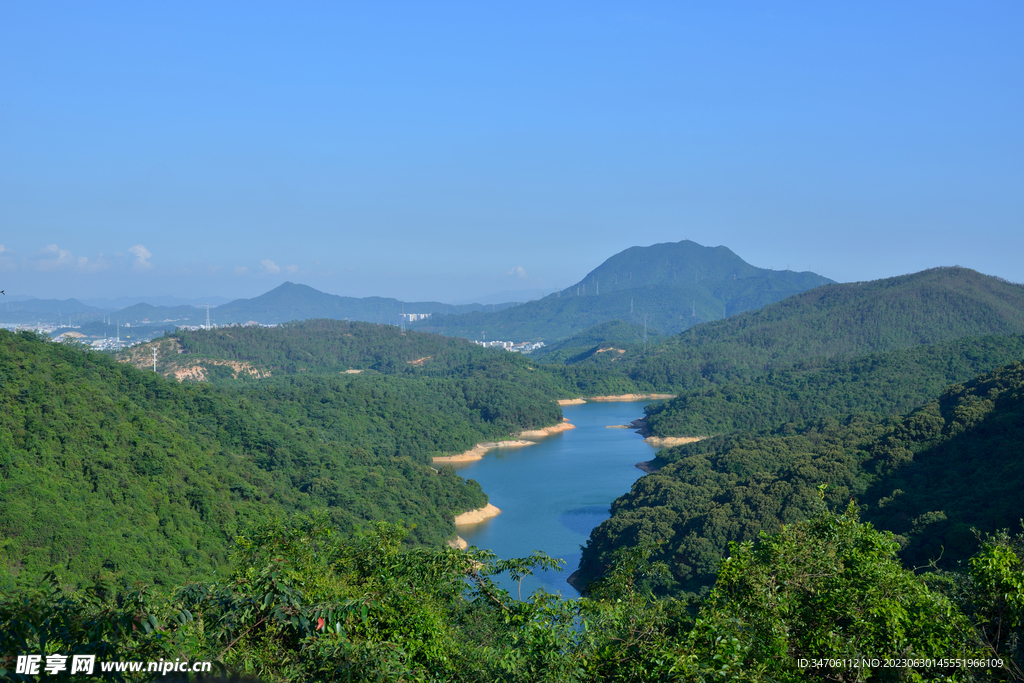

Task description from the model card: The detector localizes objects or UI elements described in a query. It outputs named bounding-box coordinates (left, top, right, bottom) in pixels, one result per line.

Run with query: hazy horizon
left=3, top=2, right=1021, bottom=302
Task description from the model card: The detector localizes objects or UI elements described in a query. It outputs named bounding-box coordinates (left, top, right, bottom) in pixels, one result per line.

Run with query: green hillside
left=575, top=360, right=1024, bottom=596
left=169, top=318, right=536, bottom=377
left=531, top=319, right=664, bottom=365
left=644, top=334, right=1024, bottom=437
left=413, top=240, right=833, bottom=341
left=128, top=319, right=645, bottom=397
left=626, top=266, right=1024, bottom=389
left=0, top=329, right=570, bottom=591
left=5, top=296, right=1024, bottom=679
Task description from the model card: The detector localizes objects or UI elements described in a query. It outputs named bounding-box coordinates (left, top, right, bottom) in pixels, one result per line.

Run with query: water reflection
left=559, top=505, right=612, bottom=536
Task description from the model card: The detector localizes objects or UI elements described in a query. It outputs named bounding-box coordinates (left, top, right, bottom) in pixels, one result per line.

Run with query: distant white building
left=473, top=340, right=545, bottom=353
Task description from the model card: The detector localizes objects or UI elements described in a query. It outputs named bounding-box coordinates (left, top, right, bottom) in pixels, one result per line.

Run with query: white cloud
left=285, top=264, right=298, bottom=274
left=234, top=266, right=250, bottom=275
left=505, top=265, right=528, bottom=279
left=128, top=244, right=153, bottom=272
left=33, top=244, right=76, bottom=271
left=0, top=245, right=5, bottom=253
left=260, top=259, right=281, bottom=274
left=29, top=244, right=110, bottom=273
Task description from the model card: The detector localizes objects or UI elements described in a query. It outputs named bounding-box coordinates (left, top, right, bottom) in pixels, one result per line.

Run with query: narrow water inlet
left=453, top=401, right=663, bottom=598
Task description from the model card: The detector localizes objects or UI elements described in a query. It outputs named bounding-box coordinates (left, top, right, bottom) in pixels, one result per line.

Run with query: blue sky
left=2, top=2, right=1021, bottom=302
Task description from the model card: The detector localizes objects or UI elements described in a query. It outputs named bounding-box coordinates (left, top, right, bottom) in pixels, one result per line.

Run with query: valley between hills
left=3, top=240, right=1023, bottom=681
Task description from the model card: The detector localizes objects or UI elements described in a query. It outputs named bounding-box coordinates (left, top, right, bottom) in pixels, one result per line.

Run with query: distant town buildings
left=91, top=338, right=129, bottom=351
left=177, top=321, right=277, bottom=331
left=473, top=340, right=546, bottom=353
left=399, top=313, right=432, bottom=323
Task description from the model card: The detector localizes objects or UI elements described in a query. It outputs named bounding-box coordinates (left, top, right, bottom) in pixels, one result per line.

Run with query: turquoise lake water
left=452, top=400, right=662, bottom=599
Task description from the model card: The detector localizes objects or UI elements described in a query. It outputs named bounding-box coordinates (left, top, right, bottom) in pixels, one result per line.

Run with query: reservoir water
left=451, top=400, right=661, bottom=599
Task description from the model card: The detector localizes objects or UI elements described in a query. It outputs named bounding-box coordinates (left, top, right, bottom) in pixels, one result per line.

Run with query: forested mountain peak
left=568, top=239, right=832, bottom=295
left=662, top=266, right=1024, bottom=356
left=413, top=240, right=834, bottom=341
left=624, top=266, right=1024, bottom=390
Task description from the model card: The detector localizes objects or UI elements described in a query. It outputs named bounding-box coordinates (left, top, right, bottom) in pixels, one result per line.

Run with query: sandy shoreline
left=433, top=440, right=536, bottom=464
left=558, top=393, right=676, bottom=404
left=433, top=421, right=575, bottom=464
left=447, top=535, right=469, bottom=550
left=519, top=421, right=576, bottom=439
left=643, top=435, right=704, bottom=448
left=587, top=393, right=676, bottom=402
left=628, top=416, right=704, bottom=448
left=454, top=503, right=502, bottom=526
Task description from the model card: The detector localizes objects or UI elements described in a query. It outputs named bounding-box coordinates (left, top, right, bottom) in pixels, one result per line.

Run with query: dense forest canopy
left=4, top=261, right=1024, bottom=679
left=643, top=333, right=1024, bottom=437
left=624, top=267, right=1024, bottom=389
left=129, top=319, right=645, bottom=398
left=576, top=360, right=1024, bottom=599
left=0, top=329, right=567, bottom=591
left=2, top=504, right=1020, bottom=681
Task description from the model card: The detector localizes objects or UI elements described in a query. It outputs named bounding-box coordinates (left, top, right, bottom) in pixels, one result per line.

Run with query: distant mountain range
left=2, top=241, right=833, bottom=342
left=208, top=283, right=519, bottom=326
left=0, top=297, right=108, bottom=326
left=413, top=240, right=834, bottom=341
left=0, top=283, right=521, bottom=332
left=15, top=243, right=1021, bottom=356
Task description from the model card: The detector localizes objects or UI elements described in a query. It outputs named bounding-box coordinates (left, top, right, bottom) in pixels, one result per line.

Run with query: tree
left=690, top=498, right=990, bottom=681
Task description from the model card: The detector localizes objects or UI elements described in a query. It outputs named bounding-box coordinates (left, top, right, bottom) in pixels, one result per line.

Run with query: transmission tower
left=205, top=303, right=211, bottom=330
left=152, top=346, right=158, bottom=372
